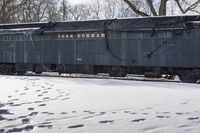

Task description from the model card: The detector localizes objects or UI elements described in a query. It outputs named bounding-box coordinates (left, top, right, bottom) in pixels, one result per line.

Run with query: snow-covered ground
left=0, top=75, right=200, bottom=133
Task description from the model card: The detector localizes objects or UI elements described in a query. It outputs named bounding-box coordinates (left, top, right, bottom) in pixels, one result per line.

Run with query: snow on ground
left=0, top=75, right=200, bottom=133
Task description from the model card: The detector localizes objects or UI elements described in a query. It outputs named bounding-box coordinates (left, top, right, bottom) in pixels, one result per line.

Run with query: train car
left=0, top=15, right=200, bottom=83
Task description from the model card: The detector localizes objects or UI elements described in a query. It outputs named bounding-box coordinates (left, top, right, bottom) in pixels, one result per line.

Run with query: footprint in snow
left=57, top=95, right=64, bottom=98
left=0, top=109, right=12, bottom=115
left=178, top=125, right=191, bottom=128
left=0, top=116, right=6, bottom=121
left=18, top=115, right=28, bottom=119
left=42, top=91, right=48, bottom=94
left=9, top=99, right=19, bottom=102
left=156, top=116, right=170, bottom=118
left=28, top=112, right=38, bottom=116
left=72, top=111, right=77, bottom=113
left=0, top=104, right=4, bottom=108
left=41, top=112, right=55, bottom=115
left=187, top=117, right=199, bottom=120
left=7, top=125, right=34, bottom=132
left=21, top=118, right=30, bottom=124
left=99, top=120, right=114, bottom=124
left=100, top=112, right=106, bottom=115
left=27, top=108, right=34, bottom=111
left=65, top=93, right=71, bottom=96
left=132, top=118, right=146, bottom=122
left=83, top=110, right=96, bottom=114
left=176, top=112, right=184, bottom=115
left=35, top=90, right=41, bottom=92
left=60, top=112, right=68, bottom=115
left=145, top=107, right=153, bottom=110
left=43, top=97, right=50, bottom=100
left=38, top=124, right=53, bottom=129
left=143, top=113, right=149, bottom=115
left=46, top=87, right=52, bottom=90
left=163, top=112, right=170, bottom=114
left=8, top=96, right=12, bottom=98
left=56, top=89, right=61, bottom=92
left=38, top=104, right=46, bottom=107
left=10, top=104, right=21, bottom=107
left=142, top=126, right=161, bottom=132
left=130, top=112, right=137, bottom=115
left=34, top=101, right=43, bottom=103
left=68, top=124, right=84, bottom=129
left=124, top=111, right=130, bottom=113
left=24, top=88, right=29, bottom=91
left=61, top=98, right=70, bottom=101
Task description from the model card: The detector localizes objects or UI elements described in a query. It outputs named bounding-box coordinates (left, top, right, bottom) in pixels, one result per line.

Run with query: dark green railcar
left=0, top=15, right=200, bottom=83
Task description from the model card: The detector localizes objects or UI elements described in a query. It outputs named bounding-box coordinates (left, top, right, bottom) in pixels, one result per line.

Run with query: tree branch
left=146, top=0, right=157, bottom=16
left=122, top=0, right=149, bottom=16
left=175, top=0, right=200, bottom=14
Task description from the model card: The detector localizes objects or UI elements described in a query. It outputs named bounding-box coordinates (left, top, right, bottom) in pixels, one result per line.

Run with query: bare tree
left=122, top=0, right=200, bottom=16
left=0, top=0, right=28, bottom=23
left=117, top=0, right=137, bottom=17
left=16, top=0, right=52, bottom=22
left=102, top=0, right=118, bottom=19
left=175, top=0, right=200, bottom=14
left=89, top=0, right=102, bottom=19
left=59, top=0, right=72, bottom=21
left=70, top=4, right=92, bottom=20
left=46, top=0, right=60, bottom=21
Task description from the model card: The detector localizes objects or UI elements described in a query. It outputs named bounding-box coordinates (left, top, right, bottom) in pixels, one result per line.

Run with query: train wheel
left=17, top=72, right=26, bottom=76
left=109, top=70, right=118, bottom=77
left=164, top=75, right=175, bottom=80
left=118, top=70, right=126, bottom=77
left=0, top=64, right=14, bottom=75
left=178, top=71, right=198, bottom=83
left=35, top=72, right=42, bottom=74
left=109, top=67, right=126, bottom=77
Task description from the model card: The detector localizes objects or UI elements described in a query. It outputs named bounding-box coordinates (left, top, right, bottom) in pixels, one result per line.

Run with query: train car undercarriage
left=0, top=63, right=199, bottom=83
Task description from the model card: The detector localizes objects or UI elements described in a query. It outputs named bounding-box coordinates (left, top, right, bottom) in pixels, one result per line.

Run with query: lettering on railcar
left=57, top=32, right=105, bottom=40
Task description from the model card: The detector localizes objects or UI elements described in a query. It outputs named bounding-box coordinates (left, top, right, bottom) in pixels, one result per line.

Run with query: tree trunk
left=159, top=0, right=168, bottom=16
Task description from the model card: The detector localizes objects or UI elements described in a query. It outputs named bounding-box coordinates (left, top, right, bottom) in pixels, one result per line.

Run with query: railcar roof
left=0, top=15, right=199, bottom=33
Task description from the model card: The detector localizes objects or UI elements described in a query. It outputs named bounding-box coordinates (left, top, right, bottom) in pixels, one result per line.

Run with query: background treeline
left=0, top=0, right=199, bottom=24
